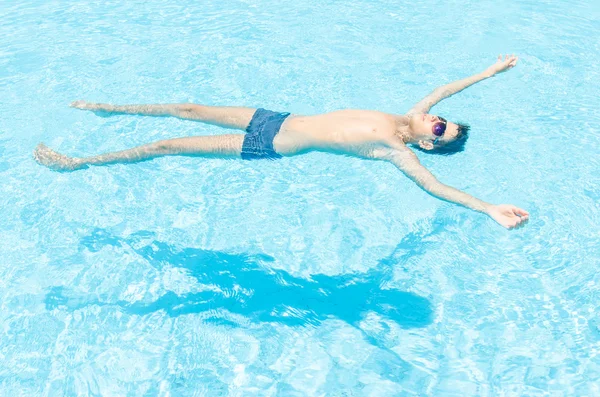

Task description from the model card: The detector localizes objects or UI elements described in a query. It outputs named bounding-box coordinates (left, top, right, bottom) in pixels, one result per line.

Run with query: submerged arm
left=407, top=55, right=518, bottom=114
left=390, top=149, right=490, bottom=212
left=381, top=148, right=528, bottom=229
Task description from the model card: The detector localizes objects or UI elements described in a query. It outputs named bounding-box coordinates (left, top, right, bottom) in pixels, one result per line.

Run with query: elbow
left=435, top=86, right=452, bottom=98
left=420, top=179, right=445, bottom=198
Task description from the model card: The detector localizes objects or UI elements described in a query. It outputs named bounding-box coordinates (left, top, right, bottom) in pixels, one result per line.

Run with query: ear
left=418, top=140, right=434, bottom=151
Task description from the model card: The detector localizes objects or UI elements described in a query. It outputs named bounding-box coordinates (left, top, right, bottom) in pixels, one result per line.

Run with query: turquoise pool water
left=1, top=0, right=599, bottom=395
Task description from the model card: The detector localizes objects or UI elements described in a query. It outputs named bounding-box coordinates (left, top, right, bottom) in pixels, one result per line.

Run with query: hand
left=486, top=204, right=529, bottom=230
left=485, top=54, right=518, bottom=77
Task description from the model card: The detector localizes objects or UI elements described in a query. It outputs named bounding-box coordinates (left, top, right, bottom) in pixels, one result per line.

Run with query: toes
left=70, top=100, right=86, bottom=108
left=70, top=100, right=94, bottom=110
left=33, top=144, right=80, bottom=171
left=33, top=143, right=51, bottom=164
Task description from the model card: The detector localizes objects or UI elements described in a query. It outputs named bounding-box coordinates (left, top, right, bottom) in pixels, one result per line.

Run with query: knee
left=178, top=103, right=193, bottom=112
left=178, top=103, right=202, bottom=114
left=147, top=141, right=173, bottom=154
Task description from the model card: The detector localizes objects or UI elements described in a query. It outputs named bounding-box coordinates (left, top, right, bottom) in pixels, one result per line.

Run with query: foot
left=70, top=100, right=100, bottom=110
left=33, top=143, right=86, bottom=171
left=70, top=100, right=114, bottom=117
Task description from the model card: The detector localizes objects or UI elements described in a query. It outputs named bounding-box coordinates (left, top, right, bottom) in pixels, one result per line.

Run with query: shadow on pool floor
left=44, top=212, right=459, bottom=334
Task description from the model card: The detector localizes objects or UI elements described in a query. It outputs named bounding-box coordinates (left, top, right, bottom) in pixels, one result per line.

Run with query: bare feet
left=70, top=100, right=114, bottom=117
left=70, top=100, right=100, bottom=110
left=33, top=143, right=86, bottom=171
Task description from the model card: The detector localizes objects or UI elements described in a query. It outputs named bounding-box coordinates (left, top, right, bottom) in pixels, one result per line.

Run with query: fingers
left=506, top=216, right=527, bottom=230
left=515, top=215, right=528, bottom=229
left=498, top=214, right=519, bottom=230
left=510, top=205, right=529, bottom=219
left=497, top=54, right=518, bottom=65
left=496, top=205, right=529, bottom=230
left=513, top=207, right=529, bottom=217
left=493, top=204, right=529, bottom=230
left=508, top=206, right=529, bottom=229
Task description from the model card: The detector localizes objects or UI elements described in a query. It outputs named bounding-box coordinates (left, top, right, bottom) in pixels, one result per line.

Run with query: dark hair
left=415, top=122, right=470, bottom=155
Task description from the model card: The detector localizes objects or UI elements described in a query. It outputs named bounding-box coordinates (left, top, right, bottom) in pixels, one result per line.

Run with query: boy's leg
left=180, top=105, right=257, bottom=129
left=71, top=101, right=257, bottom=130
left=34, top=134, right=246, bottom=171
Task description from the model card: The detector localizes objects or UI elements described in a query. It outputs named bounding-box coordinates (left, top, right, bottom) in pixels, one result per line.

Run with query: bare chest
left=274, top=110, right=402, bottom=157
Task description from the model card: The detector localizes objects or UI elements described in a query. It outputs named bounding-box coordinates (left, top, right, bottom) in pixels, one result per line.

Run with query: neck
left=394, top=115, right=418, bottom=144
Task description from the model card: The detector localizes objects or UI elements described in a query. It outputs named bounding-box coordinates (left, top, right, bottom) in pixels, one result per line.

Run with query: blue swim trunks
left=241, top=108, right=290, bottom=160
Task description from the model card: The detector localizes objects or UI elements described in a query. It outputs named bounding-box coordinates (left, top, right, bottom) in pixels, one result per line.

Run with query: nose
left=430, top=115, right=437, bottom=122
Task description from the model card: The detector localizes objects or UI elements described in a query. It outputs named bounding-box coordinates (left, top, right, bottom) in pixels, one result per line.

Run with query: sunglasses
left=432, top=116, right=447, bottom=144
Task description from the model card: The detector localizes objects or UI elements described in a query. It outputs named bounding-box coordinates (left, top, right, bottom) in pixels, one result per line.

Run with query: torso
left=273, top=110, right=405, bottom=158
